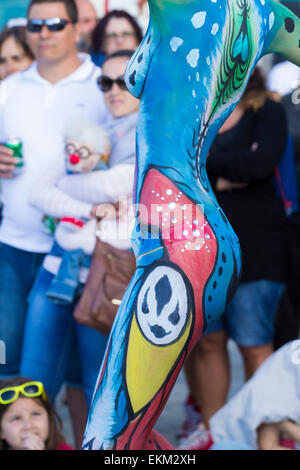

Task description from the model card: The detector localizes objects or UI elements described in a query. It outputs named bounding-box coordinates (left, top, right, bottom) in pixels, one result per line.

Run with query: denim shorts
left=203, top=280, right=285, bottom=346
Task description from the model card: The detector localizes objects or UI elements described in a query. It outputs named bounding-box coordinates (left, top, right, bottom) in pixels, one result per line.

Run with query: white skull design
left=136, top=265, right=190, bottom=346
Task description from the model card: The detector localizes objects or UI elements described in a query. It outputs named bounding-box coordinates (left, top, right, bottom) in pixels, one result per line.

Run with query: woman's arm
left=29, top=156, right=93, bottom=219
left=207, top=100, right=288, bottom=183
left=57, top=163, right=135, bottom=204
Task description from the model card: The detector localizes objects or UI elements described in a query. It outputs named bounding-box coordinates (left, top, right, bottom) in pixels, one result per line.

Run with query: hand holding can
left=0, top=144, right=16, bottom=178
left=5, top=138, right=24, bottom=176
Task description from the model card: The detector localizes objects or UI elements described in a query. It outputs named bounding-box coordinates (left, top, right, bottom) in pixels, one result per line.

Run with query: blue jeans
left=203, top=280, right=285, bottom=346
left=20, top=268, right=108, bottom=406
left=0, top=243, right=45, bottom=376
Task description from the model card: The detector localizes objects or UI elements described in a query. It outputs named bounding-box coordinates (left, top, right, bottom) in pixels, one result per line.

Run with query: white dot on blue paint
left=211, top=23, right=219, bottom=35
left=170, top=37, right=184, bottom=52
left=191, top=11, right=207, bottom=29
left=187, top=49, right=200, bottom=68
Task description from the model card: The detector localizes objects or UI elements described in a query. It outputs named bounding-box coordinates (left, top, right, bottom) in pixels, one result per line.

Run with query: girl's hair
left=240, top=66, right=280, bottom=111
left=0, top=26, right=34, bottom=61
left=92, top=9, right=143, bottom=54
left=0, top=377, right=64, bottom=450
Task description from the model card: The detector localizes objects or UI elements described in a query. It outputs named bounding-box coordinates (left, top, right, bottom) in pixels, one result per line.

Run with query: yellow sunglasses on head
left=0, top=381, right=47, bottom=405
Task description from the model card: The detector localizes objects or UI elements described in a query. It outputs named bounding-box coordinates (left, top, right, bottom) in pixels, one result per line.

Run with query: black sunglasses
left=27, top=17, right=74, bottom=33
left=97, top=75, right=127, bottom=93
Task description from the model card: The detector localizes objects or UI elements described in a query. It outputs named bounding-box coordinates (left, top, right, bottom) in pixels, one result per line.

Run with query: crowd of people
left=0, top=0, right=299, bottom=451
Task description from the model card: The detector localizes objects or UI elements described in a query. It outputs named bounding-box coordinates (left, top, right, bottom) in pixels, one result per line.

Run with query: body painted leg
left=83, top=171, right=240, bottom=450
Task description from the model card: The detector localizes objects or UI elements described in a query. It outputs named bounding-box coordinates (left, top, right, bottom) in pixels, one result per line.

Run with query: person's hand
left=251, top=142, right=259, bottom=152
left=21, top=433, right=45, bottom=450
left=216, top=177, right=249, bottom=192
left=216, top=177, right=234, bottom=191
left=278, top=420, right=300, bottom=442
left=0, top=144, right=16, bottom=178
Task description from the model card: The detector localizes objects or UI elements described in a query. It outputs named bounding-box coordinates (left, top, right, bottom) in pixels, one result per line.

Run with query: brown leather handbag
left=73, top=238, right=136, bottom=334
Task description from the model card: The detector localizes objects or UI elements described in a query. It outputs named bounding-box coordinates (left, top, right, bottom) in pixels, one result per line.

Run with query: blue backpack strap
left=274, top=134, right=299, bottom=216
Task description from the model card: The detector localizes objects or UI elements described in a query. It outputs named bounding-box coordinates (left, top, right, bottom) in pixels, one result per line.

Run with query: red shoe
left=177, top=424, right=214, bottom=451
left=177, top=395, right=202, bottom=441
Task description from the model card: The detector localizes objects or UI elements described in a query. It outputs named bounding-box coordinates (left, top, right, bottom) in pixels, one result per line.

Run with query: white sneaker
left=177, top=424, right=214, bottom=450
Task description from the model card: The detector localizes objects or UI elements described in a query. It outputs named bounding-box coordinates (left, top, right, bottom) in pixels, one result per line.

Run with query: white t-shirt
left=0, top=54, right=109, bottom=253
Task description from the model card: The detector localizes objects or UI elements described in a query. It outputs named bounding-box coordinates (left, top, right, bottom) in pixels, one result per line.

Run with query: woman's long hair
left=241, top=66, right=280, bottom=111
left=92, top=9, right=143, bottom=54
left=0, top=26, right=34, bottom=62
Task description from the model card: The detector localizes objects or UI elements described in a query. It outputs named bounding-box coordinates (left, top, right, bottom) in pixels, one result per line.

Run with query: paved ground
left=56, top=340, right=245, bottom=448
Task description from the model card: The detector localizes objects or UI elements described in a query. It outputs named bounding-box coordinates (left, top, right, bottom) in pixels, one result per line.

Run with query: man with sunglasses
left=0, top=0, right=109, bottom=385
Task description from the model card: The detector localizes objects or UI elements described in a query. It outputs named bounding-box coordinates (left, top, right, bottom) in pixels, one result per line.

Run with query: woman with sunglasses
left=91, top=10, right=143, bottom=67
left=0, top=25, right=34, bottom=80
left=0, top=377, right=72, bottom=450
left=20, top=49, right=139, bottom=420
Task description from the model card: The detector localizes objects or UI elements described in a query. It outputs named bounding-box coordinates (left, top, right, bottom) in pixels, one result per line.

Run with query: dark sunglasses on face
left=27, top=17, right=75, bottom=33
left=97, top=75, right=127, bottom=93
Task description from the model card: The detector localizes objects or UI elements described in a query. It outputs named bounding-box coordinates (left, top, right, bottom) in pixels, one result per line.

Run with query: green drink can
left=42, top=216, right=58, bottom=235
left=5, top=138, right=24, bottom=176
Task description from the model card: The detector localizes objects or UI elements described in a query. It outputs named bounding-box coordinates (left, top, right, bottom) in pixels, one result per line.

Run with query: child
left=0, top=377, right=72, bottom=450
left=43, top=118, right=111, bottom=305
